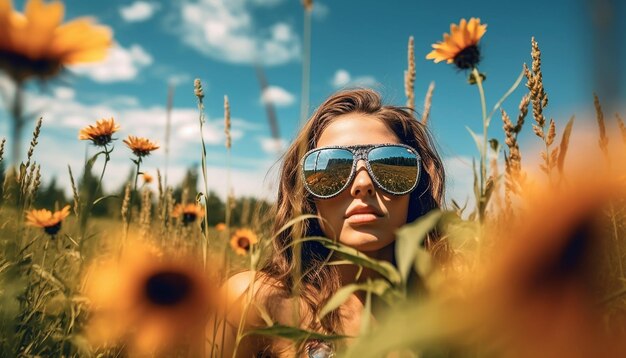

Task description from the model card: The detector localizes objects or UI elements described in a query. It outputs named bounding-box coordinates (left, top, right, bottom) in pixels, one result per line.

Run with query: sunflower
left=0, top=0, right=112, bottom=82
left=85, top=242, right=215, bottom=355
left=426, top=18, right=487, bottom=70
left=215, top=222, right=226, bottom=232
left=142, top=172, right=153, bottom=184
left=172, top=203, right=205, bottom=225
left=123, top=135, right=159, bottom=157
left=78, top=117, right=120, bottom=146
left=25, top=205, right=70, bottom=235
left=229, top=228, right=258, bottom=256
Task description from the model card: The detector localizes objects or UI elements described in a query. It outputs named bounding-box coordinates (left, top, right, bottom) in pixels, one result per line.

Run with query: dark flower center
left=182, top=213, right=197, bottom=224
left=0, top=50, right=63, bottom=81
left=237, top=237, right=251, bottom=251
left=92, top=134, right=113, bottom=146
left=453, top=45, right=481, bottom=70
left=145, top=271, right=193, bottom=306
left=44, top=222, right=62, bottom=236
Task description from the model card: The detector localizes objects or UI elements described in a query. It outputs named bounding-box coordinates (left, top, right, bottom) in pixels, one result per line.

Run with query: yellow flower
left=123, top=135, right=159, bottom=157
left=215, top=222, right=226, bottom=232
left=0, top=0, right=112, bottom=81
left=78, top=117, right=120, bottom=146
left=172, top=203, right=204, bottom=225
left=25, top=205, right=70, bottom=235
left=84, top=242, right=215, bottom=355
left=142, top=172, right=153, bottom=184
left=229, top=228, right=258, bottom=256
left=426, top=18, right=487, bottom=69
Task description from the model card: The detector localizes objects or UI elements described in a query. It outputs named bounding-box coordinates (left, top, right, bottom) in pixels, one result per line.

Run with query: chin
left=339, top=229, right=394, bottom=252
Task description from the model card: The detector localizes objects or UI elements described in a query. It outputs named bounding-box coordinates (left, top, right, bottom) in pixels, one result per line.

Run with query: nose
left=350, top=160, right=375, bottom=197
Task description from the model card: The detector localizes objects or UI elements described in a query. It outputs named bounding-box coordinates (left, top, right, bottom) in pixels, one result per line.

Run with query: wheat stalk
left=616, top=113, right=626, bottom=144
left=404, top=36, right=416, bottom=113
left=594, top=93, right=611, bottom=167
left=524, top=38, right=557, bottom=180
left=421, top=82, right=435, bottom=125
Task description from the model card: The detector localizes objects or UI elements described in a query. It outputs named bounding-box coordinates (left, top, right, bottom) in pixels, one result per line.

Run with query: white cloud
left=330, top=69, right=377, bottom=89
left=120, top=1, right=160, bottom=22
left=260, top=86, right=295, bottom=107
left=69, top=43, right=153, bottom=82
left=259, top=137, right=287, bottom=154
left=178, top=0, right=300, bottom=66
left=53, top=87, right=75, bottom=100
left=10, top=89, right=277, bottom=202
left=249, top=0, right=284, bottom=6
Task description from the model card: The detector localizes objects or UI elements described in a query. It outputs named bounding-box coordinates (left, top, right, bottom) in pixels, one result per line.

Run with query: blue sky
left=0, top=0, right=624, bottom=204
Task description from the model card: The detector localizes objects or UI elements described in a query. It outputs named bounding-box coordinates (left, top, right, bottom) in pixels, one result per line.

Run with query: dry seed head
left=546, top=118, right=556, bottom=146
left=25, top=118, right=43, bottom=170
left=404, top=36, right=416, bottom=111
left=224, top=95, right=231, bottom=149
left=194, top=79, right=204, bottom=99
left=422, top=81, right=435, bottom=125
left=593, top=93, right=609, bottom=154
left=302, top=0, right=313, bottom=12
left=121, top=182, right=132, bottom=223
left=532, top=124, right=544, bottom=139
left=616, top=113, right=626, bottom=144
left=502, top=109, right=516, bottom=147
left=29, top=164, right=41, bottom=207
left=68, top=165, right=80, bottom=217
left=0, top=138, right=5, bottom=163
left=516, top=94, right=530, bottom=133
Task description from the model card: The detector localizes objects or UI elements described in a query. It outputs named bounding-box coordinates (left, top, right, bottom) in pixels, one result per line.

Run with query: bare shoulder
left=222, top=270, right=284, bottom=327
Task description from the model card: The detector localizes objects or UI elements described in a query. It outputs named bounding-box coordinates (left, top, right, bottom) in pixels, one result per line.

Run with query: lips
left=345, top=205, right=383, bottom=224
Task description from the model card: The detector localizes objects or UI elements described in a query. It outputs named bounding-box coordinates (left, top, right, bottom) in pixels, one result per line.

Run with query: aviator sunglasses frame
left=300, top=143, right=422, bottom=199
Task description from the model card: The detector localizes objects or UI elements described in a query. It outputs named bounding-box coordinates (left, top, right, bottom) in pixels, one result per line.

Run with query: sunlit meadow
left=1, top=1, right=625, bottom=357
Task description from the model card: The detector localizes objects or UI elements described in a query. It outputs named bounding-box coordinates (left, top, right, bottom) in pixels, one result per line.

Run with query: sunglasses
left=301, top=143, right=421, bottom=199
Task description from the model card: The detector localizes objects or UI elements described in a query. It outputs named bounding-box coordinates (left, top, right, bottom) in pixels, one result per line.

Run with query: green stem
left=196, top=94, right=211, bottom=270
left=472, top=67, right=488, bottom=222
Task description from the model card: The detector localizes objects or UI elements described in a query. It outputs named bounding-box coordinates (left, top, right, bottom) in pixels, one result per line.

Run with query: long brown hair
left=262, top=88, right=446, bottom=334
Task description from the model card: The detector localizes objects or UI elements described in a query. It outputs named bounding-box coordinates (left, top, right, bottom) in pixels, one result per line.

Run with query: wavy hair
left=262, top=88, right=446, bottom=335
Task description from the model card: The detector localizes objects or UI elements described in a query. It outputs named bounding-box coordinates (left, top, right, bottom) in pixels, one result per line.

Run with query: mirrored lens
left=303, top=148, right=354, bottom=197
left=368, top=146, right=419, bottom=193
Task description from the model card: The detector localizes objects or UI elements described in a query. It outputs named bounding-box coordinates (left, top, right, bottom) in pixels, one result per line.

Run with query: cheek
left=386, top=195, right=410, bottom=227
left=314, top=198, right=348, bottom=238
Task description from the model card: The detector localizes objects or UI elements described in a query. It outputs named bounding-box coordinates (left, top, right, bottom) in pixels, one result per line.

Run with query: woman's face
left=313, top=113, right=410, bottom=253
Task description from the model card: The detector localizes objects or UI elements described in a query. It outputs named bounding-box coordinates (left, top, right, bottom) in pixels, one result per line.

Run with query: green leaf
left=314, top=237, right=402, bottom=285
left=486, top=68, right=525, bottom=125
left=466, top=126, right=484, bottom=158
left=319, top=280, right=395, bottom=319
left=92, top=195, right=119, bottom=206
left=395, top=210, right=443, bottom=284
left=85, top=150, right=106, bottom=171
left=245, top=324, right=348, bottom=341
left=272, top=214, right=321, bottom=241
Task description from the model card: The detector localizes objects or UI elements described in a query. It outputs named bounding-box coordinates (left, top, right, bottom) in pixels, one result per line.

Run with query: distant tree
left=34, top=176, right=68, bottom=209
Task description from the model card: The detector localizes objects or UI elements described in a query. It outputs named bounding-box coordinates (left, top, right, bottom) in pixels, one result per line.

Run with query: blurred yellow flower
left=25, top=205, right=70, bottom=235
left=84, top=242, right=215, bottom=355
left=215, top=222, right=226, bottom=232
left=229, top=228, right=258, bottom=256
left=78, top=117, right=119, bottom=146
left=142, top=172, right=153, bottom=184
left=426, top=18, right=487, bottom=69
left=123, top=135, right=159, bottom=157
left=0, top=0, right=112, bottom=81
left=172, top=203, right=205, bottom=225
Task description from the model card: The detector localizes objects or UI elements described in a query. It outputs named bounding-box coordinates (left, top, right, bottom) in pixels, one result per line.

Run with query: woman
left=212, top=88, right=446, bottom=357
